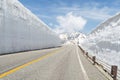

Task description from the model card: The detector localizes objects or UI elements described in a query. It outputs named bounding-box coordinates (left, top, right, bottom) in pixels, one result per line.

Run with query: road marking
left=76, top=46, right=89, bottom=80
left=0, top=48, right=62, bottom=78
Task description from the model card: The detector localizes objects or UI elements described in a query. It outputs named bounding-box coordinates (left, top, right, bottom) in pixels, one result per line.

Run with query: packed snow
left=0, top=0, right=61, bottom=54
left=79, top=13, right=120, bottom=69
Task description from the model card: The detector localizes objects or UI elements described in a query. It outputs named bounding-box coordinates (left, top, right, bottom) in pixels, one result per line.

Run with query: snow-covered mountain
left=0, top=0, right=61, bottom=54
left=91, top=13, right=120, bottom=34
left=80, top=13, right=120, bottom=68
left=59, top=32, right=86, bottom=44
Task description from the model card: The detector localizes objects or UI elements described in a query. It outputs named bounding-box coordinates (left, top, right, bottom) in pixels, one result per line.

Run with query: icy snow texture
left=80, top=13, right=120, bottom=68
left=0, top=0, right=61, bottom=54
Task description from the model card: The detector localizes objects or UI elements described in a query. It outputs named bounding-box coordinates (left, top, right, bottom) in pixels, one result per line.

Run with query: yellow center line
left=0, top=48, right=62, bottom=78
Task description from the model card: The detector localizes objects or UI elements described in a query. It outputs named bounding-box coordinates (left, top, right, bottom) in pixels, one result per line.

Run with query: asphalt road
left=0, top=44, right=109, bottom=80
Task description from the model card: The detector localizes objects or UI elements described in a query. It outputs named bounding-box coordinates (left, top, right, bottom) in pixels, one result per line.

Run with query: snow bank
left=0, top=0, right=61, bottom=54
left=80, top=13, right=120, bottom=68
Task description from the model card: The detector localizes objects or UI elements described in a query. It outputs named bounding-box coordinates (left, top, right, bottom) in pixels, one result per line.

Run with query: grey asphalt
left=0, top=44, right=109, bottom=80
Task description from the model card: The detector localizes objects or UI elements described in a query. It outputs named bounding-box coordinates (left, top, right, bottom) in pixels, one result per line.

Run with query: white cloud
left=56, top=6, right=114, bottom=20
left=26, top=2, right=119, bottom=21
left=54, top=12, right=87, bottom=34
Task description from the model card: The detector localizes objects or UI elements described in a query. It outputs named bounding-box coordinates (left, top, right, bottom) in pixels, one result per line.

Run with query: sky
left=19, top=0, right=120, bottom=34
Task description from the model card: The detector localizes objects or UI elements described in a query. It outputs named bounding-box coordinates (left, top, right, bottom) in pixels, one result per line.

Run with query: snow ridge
left=80, top=12, right=120, bottom=69
left=0, top=0, right=61, bottom=54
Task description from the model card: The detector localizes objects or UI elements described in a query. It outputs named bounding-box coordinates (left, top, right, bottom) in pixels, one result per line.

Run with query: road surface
left=0, top=44, right=109, bottom=80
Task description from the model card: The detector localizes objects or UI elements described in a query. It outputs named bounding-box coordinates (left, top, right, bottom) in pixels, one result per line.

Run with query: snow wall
left=0, top=0, right=61, bottom=54
left=80, top=13, right=120, bottom=68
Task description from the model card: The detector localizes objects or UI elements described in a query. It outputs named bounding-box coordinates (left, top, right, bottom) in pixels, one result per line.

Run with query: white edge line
left=76, top=45, right=90, bottom=80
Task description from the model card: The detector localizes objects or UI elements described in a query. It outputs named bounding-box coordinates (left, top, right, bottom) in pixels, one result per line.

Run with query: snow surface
left=0, top=0, right=61, bottom=54
left=80, top=13, right=120, bottom=69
